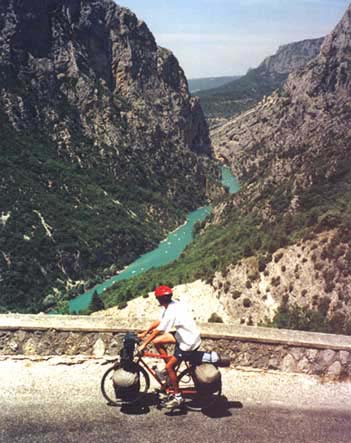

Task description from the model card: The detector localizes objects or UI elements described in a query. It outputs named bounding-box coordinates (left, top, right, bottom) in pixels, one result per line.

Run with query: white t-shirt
left=158, top=300, right=201, bottom=351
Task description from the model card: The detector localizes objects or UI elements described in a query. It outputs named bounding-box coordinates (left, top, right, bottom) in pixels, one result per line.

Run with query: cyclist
left=138, top=285, right=201, bottom=409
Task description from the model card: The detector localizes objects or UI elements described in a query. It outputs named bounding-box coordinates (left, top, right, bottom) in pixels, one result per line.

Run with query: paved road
left=1, top=357, right=351, bottom=443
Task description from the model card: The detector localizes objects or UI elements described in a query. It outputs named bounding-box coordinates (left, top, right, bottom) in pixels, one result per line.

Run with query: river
left=69, top=166, right=239, bottom=313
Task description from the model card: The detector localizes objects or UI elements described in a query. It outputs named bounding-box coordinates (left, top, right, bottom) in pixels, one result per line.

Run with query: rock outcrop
left=0, top=0, right=215, bottom=312
left=258, top=38, right=324, bottom=76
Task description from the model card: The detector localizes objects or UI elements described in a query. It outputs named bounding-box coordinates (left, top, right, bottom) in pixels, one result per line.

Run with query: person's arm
left=138, top=320, right=160, bottom=339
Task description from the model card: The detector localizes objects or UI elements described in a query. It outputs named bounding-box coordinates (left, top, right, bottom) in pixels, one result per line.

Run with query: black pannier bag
left=120, top=332, right=139, bottom=363
left=113, top=332, right=140, bottom=399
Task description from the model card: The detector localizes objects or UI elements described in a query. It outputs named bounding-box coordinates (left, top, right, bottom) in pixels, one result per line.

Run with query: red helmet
left=154, top=285, right=173, bottom=298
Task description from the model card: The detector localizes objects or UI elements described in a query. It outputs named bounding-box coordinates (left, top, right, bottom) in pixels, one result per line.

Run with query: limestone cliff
left=0, top=0, right=215, bottom=312
left=258, top=38, right=324, bottom=76
left=198, top=37, right=323, bottom=124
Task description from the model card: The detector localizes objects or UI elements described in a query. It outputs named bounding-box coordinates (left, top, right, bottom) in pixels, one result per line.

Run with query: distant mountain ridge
left=199, top=37, right=324, bottom=124
left=0, top=0, right=216, bottom=312
left=188, top=76, right=241, bottom=93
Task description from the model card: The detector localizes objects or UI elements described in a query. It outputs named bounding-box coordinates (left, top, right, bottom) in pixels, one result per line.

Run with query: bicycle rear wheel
left=177, top=367, right=222, bottom=412
left=101, top=363, right=150, bottom=406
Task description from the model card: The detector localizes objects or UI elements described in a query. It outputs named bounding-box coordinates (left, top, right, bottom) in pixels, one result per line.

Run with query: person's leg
left=152, top=332, right=176, bottom=363
left=165, top=355, right=179, bottom=393
left=163, top=347, right=184, bottom=408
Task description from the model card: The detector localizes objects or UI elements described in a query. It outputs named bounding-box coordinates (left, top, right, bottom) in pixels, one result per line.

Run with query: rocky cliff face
left=0, top=0, right=215, bottom=312
left=258, top=38, right=324, bottom=76
left=207, top=4, right=351, bottom=333
left=213, top=5, right=351, bottom=212
left=198, top=37, right=323, bottom=125
left=0, top=0, right=210, bottom=154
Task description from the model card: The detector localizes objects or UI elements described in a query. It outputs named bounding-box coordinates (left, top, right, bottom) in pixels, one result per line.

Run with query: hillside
left=0, top=0, right=218, bottom=313
left=198, top=37, right=323, bottom=126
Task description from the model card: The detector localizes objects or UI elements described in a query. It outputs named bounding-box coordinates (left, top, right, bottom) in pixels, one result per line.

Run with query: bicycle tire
left=177, top=367, right=222, bottom=412
left=101, top=363, right=150, bottom=406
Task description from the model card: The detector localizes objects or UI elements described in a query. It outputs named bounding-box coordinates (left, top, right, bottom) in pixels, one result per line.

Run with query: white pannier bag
left=194, top=363, right=221, bottom=394
left=113, top=367, right=140, bottom=398
left=113, top=368, right=139, bottom=388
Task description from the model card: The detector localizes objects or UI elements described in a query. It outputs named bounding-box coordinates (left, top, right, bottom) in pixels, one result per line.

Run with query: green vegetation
left=0, top=109, right=216, bottom=313
left=261, top=294, right=351, bottom=336
left=197, top=70, right=287, bottom=119
left=79, top=291, right=105, bottom=315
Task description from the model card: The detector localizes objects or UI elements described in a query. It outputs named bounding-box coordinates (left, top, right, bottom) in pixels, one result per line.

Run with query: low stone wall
left=1, top=314, right=351, bottom=379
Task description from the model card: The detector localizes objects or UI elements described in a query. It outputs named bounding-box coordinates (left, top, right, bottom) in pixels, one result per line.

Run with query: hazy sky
left=117, top=0, right=350, bottom=79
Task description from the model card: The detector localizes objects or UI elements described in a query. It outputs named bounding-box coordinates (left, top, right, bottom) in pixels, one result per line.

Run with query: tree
left=90, top=290, right=105, bottom=312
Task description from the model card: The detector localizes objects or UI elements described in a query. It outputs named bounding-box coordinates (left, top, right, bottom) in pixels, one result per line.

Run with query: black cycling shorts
left=173, top=341, right=200, bottom=362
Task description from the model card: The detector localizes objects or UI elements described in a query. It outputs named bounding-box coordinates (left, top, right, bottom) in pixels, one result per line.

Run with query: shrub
left=324, top=281, right=335, bottom=293
left=314, top=262, right=323, bottom=271
left=318, top=297, right=331, bottom=317
left=243, top=298, right=252, bottom=308
left=232, top=290, right=242, bottom=300
left=222, top=268, right=229, bottom=278
left=208, top=313, right=224, bottom=323
left=258, top=257, right=267, bottom=272
left=274, top=252, right=284, bottom=263
left=247, top=315, right=254, bottom=326
left=271, top=276, right=281, bottom=287
left=224, top=282, right=231, bottom=293
left=118, top=301, right=128, bottom=310
left=89, top=290, right=105, bottom=312
left=262, top=296, right=328, bottom=333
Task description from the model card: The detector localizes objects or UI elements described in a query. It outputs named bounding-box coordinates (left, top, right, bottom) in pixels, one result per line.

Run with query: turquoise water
left=68, top=165, right=239, bottom=313
left=221, top=165, right=240, bottom=193
left=69, top=206, right=211, bottom=313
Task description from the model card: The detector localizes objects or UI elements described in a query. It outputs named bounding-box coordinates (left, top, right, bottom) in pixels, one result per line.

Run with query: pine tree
left=90, top=290, right=104, bottom=312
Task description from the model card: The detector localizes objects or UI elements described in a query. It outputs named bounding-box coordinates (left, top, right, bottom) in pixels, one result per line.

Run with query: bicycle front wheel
left=101, top=363, right=150, bottom=406
left=177, top=367, right=222, bottom=412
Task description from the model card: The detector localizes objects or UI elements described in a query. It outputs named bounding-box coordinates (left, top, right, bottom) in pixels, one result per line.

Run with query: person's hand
left=137, top=331, right=147, bottom=339
left=138, top=343, right=146, bottom=355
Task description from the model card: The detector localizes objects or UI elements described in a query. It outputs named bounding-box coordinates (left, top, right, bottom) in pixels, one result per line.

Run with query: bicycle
left=101, top=333, right=225, bottom=411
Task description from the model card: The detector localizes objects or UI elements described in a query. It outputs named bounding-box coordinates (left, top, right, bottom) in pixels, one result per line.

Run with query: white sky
left=118, top=1, right=350, bottom=78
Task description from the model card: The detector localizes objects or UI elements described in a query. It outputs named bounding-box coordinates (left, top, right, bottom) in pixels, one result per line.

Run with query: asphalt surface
left=1, top=357, right=351, bottom=443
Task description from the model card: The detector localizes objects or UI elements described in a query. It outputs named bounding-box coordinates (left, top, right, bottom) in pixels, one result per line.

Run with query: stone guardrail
left=1, top=314, right=351, bottom=379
